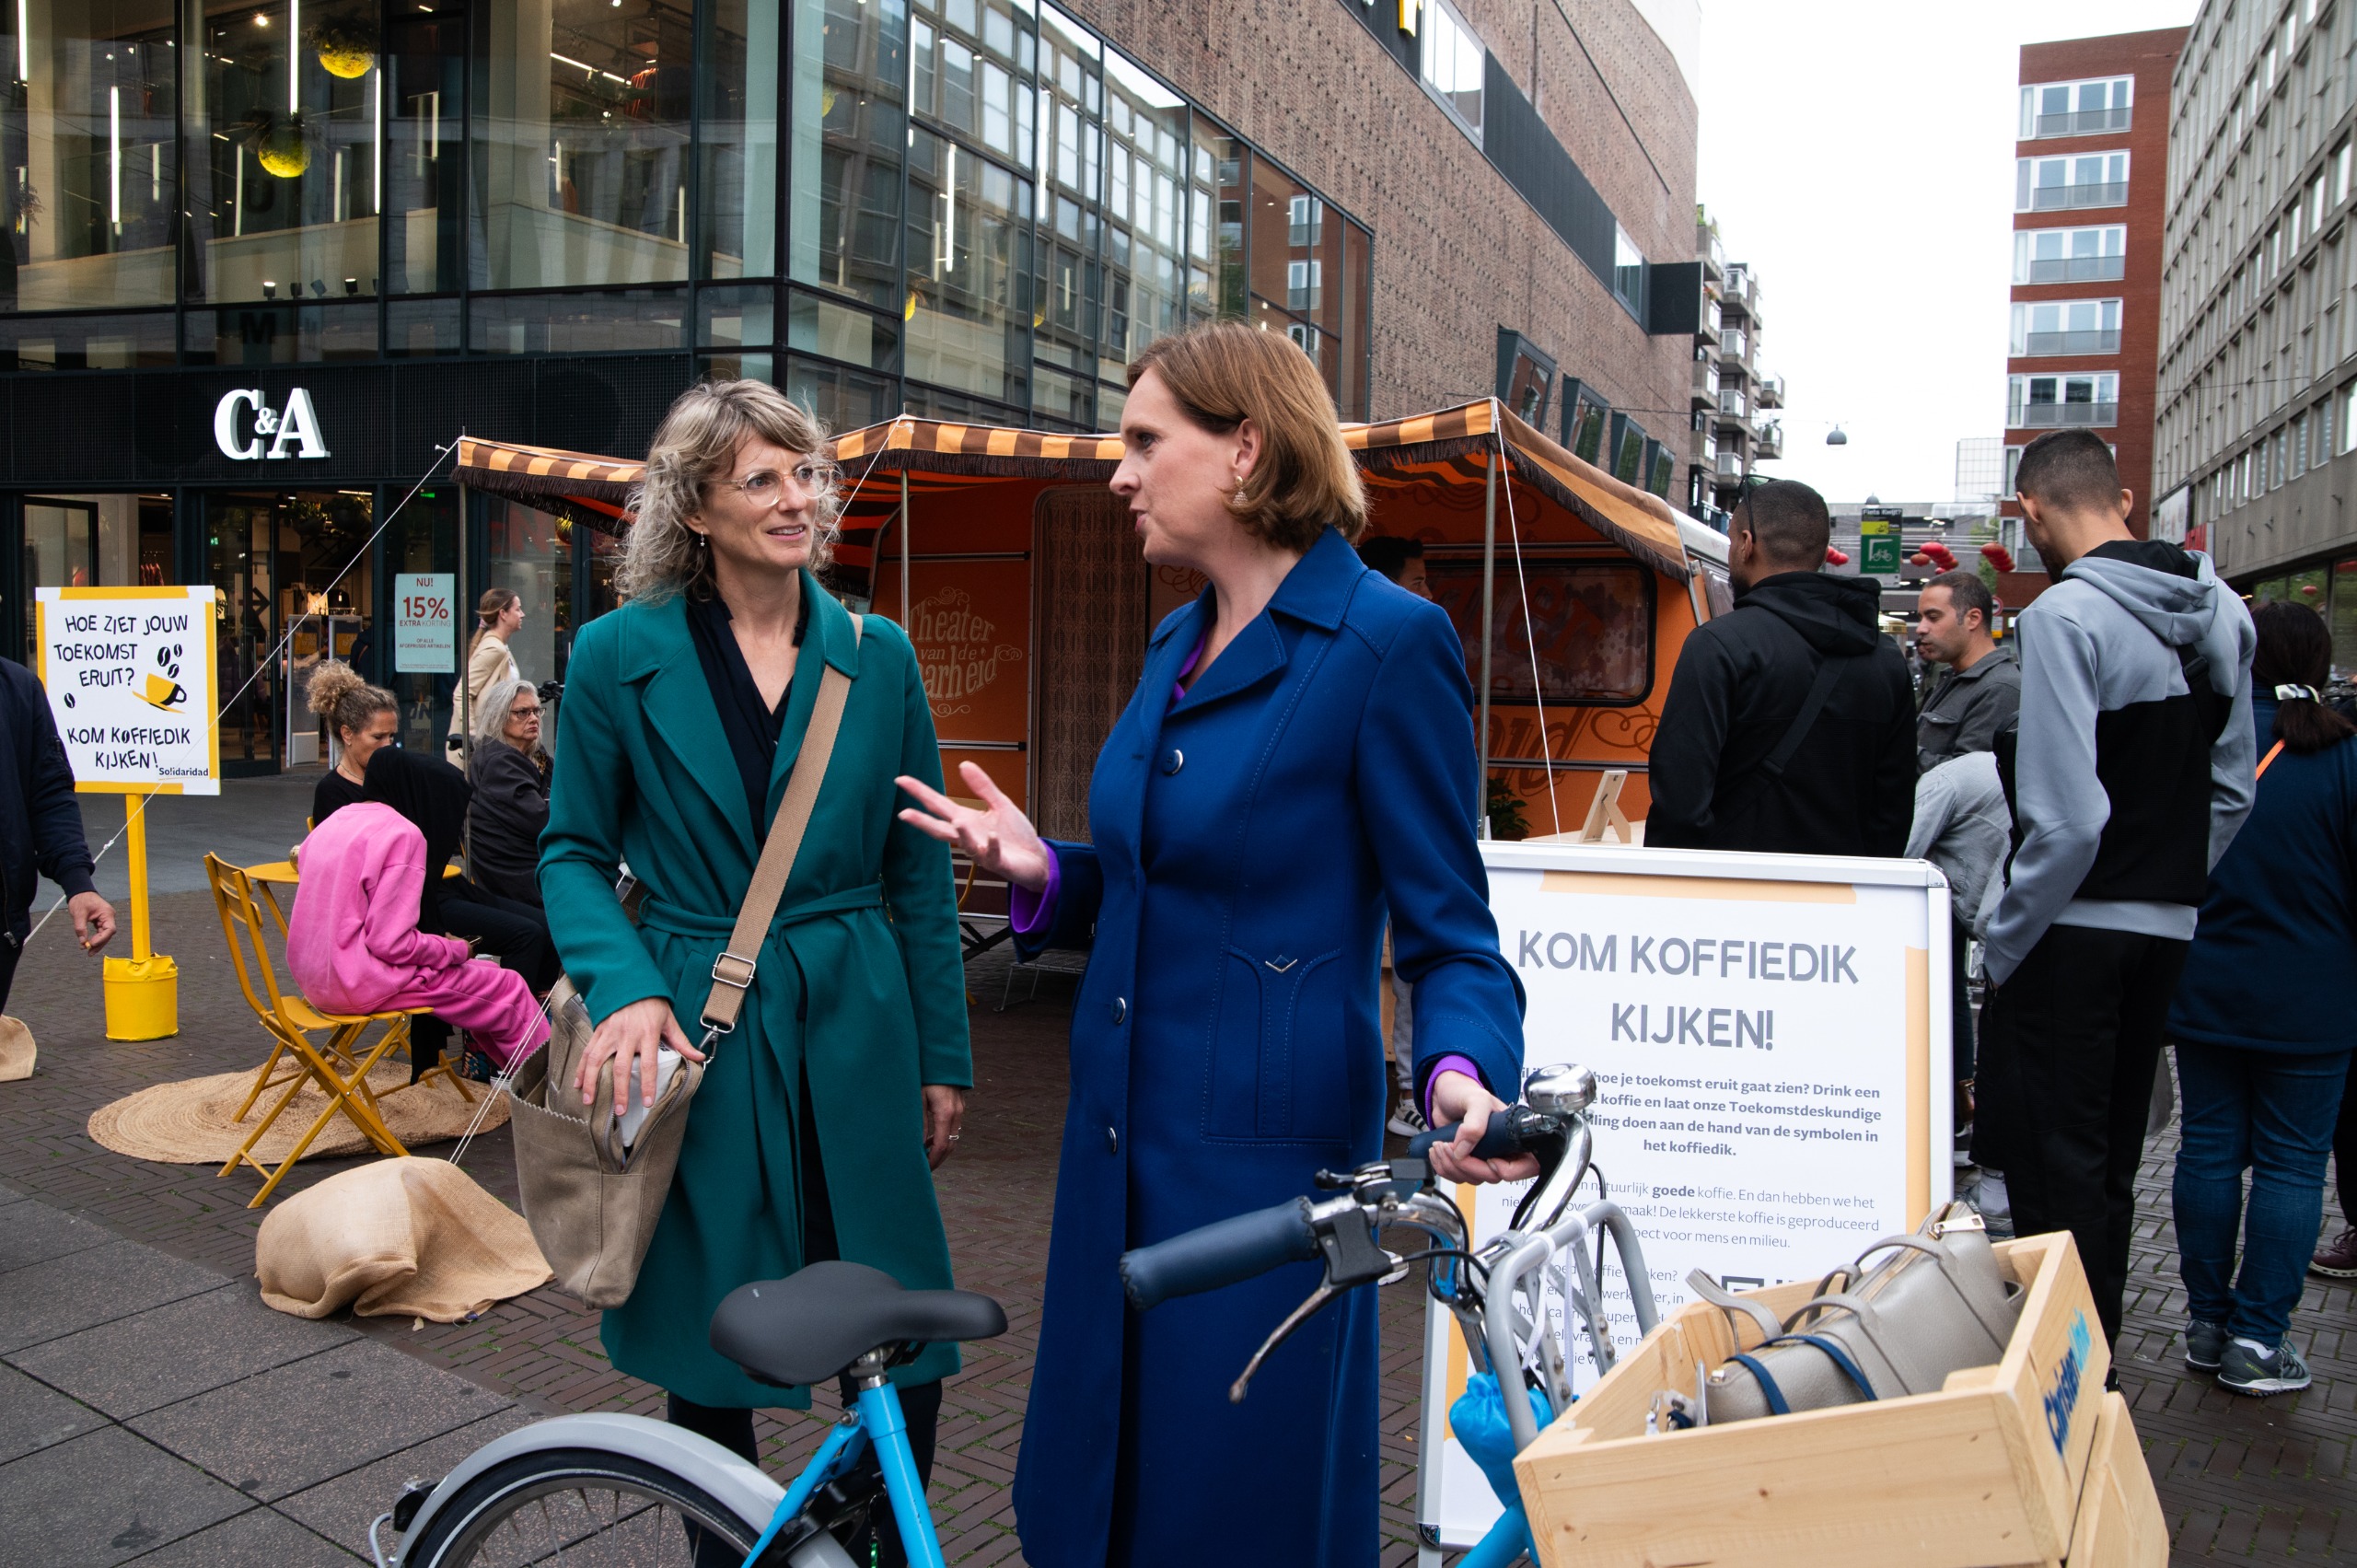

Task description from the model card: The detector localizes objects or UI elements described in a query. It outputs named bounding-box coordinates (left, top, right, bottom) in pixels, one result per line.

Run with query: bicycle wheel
left=400, top=1446, right=764, bottom=1568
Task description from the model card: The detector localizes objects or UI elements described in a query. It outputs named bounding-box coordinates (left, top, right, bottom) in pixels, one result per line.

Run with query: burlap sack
left=0, top=1017, right=31, bottom=1082
left=256, top=1156, right=552, bottom=1322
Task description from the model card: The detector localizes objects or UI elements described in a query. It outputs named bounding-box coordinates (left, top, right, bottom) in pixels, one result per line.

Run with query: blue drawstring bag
left=1449, top=1371, right=1557, bottom=1510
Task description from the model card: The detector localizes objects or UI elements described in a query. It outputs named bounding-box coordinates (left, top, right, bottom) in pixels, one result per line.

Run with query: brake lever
left=1229, top=1279, right=1341, bottom=1404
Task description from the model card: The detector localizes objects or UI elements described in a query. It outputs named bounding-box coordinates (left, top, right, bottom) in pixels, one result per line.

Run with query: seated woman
left=286, top=758, right=549, bottom=1072
left=305, top=663, right=399, bottom=825
left=466, top=677, right=550, bottom=909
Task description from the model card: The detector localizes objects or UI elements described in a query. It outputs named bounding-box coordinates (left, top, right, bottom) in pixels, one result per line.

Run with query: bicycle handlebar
left=1120, top=1198, right=1320, bottom=1310
left=1405, top=1109, right=1544, bottom=1164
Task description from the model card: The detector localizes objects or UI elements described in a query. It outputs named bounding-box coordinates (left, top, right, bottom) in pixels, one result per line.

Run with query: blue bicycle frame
left=737, top=1382, right=945, bottom=1568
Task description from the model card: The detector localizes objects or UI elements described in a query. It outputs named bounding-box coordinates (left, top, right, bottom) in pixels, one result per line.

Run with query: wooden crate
left=1513, top=1231, right=2148, bottom=1568
left=2064, top=1392, right=2167, bottom=1568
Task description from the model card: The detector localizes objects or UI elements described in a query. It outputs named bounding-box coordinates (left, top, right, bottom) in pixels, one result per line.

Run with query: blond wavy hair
left=619, top=379, right=843, bottom=603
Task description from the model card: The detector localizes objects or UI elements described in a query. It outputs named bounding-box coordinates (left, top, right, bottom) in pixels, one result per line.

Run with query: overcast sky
left=1695, top=0, right=2197, bottom=505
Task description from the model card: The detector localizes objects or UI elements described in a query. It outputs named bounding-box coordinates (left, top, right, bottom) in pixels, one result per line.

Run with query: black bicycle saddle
left=711, top=1261, right=1007, bottom=1388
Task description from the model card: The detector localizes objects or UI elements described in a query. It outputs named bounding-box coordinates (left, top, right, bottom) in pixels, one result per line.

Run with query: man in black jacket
left=1648, top=481, right=1916, bottom=856
left=0, top=657, right=112, bottom=1007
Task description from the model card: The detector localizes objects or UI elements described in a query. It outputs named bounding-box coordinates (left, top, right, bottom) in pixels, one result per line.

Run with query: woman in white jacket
left=447, top=588, right=522, bottom=757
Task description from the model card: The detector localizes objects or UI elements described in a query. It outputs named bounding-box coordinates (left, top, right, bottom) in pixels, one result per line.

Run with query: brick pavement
left=0, top=879, right=2349, bottom=1562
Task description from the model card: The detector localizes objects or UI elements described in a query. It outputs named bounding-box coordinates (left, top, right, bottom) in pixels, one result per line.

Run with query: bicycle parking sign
left=1416, top=842, right=1954, bottom=1556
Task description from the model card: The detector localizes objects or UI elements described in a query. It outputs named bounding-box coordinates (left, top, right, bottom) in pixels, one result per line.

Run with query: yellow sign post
left=33, top=585, right=222, bottom=1040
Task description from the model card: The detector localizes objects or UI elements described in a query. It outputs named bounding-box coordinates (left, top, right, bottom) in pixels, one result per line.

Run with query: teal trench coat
left=540, top=577, right=972, bottom=1409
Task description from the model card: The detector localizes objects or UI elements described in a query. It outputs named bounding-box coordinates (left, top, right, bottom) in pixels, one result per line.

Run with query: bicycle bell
left=1522, top=1063, right=1597, bottom=1116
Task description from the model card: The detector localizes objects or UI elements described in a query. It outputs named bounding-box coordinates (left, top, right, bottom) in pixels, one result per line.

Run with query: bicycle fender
left=393, top=1411, right=786, bottom=1563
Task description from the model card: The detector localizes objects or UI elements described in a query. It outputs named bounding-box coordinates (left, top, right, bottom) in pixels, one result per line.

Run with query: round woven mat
left=0, top=1016, right=31, bottom=1082
left=88, top=1063, right=509, bottom=1166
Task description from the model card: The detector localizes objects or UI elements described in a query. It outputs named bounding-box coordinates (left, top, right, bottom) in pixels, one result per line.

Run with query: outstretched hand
left=895, top=761, right=1053, bottom=892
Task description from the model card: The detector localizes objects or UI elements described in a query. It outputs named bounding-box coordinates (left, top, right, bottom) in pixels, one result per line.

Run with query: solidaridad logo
left=58, top=644, right=187, bottom=714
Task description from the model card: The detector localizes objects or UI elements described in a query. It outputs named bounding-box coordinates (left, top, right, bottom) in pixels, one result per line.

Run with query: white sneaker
left=1388, top=1099, right=1429, bottom=1138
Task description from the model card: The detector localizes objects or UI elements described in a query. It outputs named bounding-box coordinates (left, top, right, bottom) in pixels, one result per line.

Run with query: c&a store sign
left=212, top=387, right=331, bottom=461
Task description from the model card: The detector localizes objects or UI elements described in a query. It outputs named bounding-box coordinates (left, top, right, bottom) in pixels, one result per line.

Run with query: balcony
left=1714, top=450, right=1746, bottom=479
left=1754, top=420, right=1783, bottom=459
left=1689, top=426, right=1716, bottom=465
left=1757, top=374, right=1784, bottom=409
left=2024, top=252, right=2126, bottom=284
left=1721, top=328, right=1749, bottom=361
left=2029, top=180, right=2128, bottom=211
left=1699, top=222, right=1725, bottom=281
left=2022, top=328, right=2121, bottom=355
left=2033, top=105, right=2131, bottom=137
left=2012, top=400, right=2119, bottom=428
left=1691, top=360, right=1719, bottom=406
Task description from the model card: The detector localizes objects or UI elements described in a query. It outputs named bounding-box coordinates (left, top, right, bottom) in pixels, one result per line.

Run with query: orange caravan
left=454, top=402, right=1733, bottom=916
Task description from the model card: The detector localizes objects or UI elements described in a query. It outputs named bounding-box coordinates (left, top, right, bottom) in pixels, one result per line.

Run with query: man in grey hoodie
left=1978, top=430, right=2256, bottom=1349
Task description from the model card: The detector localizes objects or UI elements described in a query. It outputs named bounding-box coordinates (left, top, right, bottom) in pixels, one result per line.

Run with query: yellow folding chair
left=203, top=854, right=430, bottom=1206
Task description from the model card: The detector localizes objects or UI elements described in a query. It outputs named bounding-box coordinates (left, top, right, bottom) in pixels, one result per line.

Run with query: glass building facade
left=0, top=0, right=1370, bottom=771
left=0, top=0, right=1370, bottom=420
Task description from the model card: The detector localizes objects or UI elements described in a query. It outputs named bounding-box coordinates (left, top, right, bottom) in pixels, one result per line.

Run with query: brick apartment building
left=1999, top=26, right=2188, bottom=597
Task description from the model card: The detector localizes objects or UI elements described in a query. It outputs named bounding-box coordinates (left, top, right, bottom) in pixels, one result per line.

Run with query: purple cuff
left=1008, top=846, right=1062, bottom=936
left=1422, top=1054, right=1486, bottom=1124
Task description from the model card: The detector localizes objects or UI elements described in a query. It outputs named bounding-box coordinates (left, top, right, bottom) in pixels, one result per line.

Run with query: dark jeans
left=1951, top=920, right=1976, bottom=1085
left=1975, top=923, right=2185, bottom=1346
left=412, top=881, right=554, bottom=1080
left=0, top=932, right=21, bottom=1015
left=2171, top=1040, right=2350, bottom=1346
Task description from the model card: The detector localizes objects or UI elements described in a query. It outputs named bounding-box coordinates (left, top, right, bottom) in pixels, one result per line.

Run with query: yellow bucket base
left=103, top=953, right=179, bottom=1040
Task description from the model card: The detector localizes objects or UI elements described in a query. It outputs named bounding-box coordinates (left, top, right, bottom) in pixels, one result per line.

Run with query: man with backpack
left=1648, top=479, right=1916, bottom=856
left=1977, top=429, right=2256, bottom=1350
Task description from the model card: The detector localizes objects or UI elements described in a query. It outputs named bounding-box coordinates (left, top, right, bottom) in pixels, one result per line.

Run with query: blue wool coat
left=1009, top=527, right=1527, bottom=1568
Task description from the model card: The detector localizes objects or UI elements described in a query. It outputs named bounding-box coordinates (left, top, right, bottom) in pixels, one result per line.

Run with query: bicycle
left=1118, top=1062, right=1659, bottom=1567
left=368, top=1063, right=1647, bottom=1568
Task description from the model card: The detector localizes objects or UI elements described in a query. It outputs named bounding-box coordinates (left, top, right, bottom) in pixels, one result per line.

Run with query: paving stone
left=8, top=1283, right=354, bottom=1420
left=0, top=1361, right=104, bottom=1464
left=274, top=1406, right=540, bottom=1558
left=0, top=1194, right=114, bottom=1272
left=129, top=1338, right=513, bottom=1502
left=0, top=1239, right=225, bottom=1354
left=0, top=1425, right=252, bottom=1566
left=122, top=1506, right=364, bottom=1567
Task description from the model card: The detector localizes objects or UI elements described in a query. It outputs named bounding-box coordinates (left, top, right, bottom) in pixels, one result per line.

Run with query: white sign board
left=34, top=587, right=221, bottom=796
left=1416, top=842, right=1953, bottom=1551
left=394, top=573, right=456, bottom=674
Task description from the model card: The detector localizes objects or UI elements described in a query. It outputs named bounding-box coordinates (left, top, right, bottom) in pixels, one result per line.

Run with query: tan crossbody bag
left=507, top=617, right=859, bottom=1309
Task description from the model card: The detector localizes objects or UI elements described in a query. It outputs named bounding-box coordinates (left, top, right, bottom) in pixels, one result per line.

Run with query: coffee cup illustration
left=138, top=672, right=188, bottom=711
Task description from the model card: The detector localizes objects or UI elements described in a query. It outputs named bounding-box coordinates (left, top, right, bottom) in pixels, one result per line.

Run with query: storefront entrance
left=203, top=489, right=375, bottom=775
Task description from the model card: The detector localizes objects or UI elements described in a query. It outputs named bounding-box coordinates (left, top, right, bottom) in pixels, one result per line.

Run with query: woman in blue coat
left=2166, top=600, right=2357, bottom=1399
left=898, top=323, right=1531, bottom=1566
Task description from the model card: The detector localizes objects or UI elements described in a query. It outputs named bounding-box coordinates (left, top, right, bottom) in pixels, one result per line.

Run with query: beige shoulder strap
left=699, top=612, right=862, bottom=1044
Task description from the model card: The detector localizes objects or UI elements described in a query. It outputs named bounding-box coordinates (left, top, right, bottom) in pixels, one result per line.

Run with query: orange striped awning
left=1344, top=401, right=1692, bottom=580
left=830, top=416, right=1126, bottom=479
left=455, top=436, right=643, bottom=533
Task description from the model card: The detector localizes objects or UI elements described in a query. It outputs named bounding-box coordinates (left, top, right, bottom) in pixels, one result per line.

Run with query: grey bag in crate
left=1686, top=1202, right=2024, bottom=1424
left=506, top=979, right=702, bottom=1309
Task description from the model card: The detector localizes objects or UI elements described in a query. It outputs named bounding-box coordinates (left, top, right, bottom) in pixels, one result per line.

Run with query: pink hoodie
left=285, top=802, right=470, bottom=1016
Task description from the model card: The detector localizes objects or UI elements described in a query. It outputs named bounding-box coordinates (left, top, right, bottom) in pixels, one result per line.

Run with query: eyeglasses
left=716, top=463, right=828, bottom=504
left=511, top=704, right=543, bottom=719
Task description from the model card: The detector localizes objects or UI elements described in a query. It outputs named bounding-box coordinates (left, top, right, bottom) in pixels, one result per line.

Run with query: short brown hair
left=1127, top=321, right=1367, bottom=551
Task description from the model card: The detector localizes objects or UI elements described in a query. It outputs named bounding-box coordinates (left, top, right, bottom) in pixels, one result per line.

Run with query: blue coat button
left=1161, top=749, right=1184, bottom=774
left=1106, top=1125, right=1120, bottom=1155
left=1111, top=996, right=1128, bottom=1024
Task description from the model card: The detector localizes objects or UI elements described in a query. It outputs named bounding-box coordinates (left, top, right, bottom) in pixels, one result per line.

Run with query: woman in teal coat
left=540, top=380, right=971, bottom=1564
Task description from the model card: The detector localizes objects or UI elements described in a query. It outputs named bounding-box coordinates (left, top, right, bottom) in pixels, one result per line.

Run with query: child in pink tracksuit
left=286, top=800, right=548, bottom=1069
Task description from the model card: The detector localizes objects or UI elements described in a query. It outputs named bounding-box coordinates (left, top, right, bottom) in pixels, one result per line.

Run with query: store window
left=2332, top=559, right=2357, bottom=675
left=0, top=310, right=173, bottom=369
left=185, top=0, right=383, bottom=307
left=790, top=0, right=906, bottom=311
left=700, top=0, right=781, bottom=282
left=1420, top=0, right=1484, bottom=141
left=385, top=4, right=463, bottom=295
left=903, top=126, right=1031, bottom=406
left=470, top=0, right=693, bottom=291
left=205, top=487, right=374, bottom=772
left=1188, top=122, right=1241, bottom=320
left=1102, top=50, right=1184, bottom=373
left=1248, top=156, right=1341, bottom=388
left=0, top=3, right=178, bottom=311
left=911, top=0, right=1032, bottom=169
left=1029, top=6, right=1098, bottom=425
left=485, top=497, right=568, bottom=691
left=382, top=486, right=457, bottom=755
left=188, top=301, right=377, bottom=365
